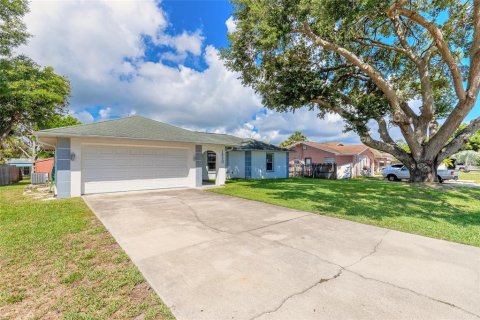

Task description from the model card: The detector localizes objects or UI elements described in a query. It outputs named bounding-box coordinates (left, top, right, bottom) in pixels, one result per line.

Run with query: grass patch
left=0, top=182, right=175, bottom=320
left=459, top=171, right=480, bottom=183
left=211, top=178, right=480, bottom=247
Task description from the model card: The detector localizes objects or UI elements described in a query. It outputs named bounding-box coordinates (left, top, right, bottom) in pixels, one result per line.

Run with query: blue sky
left=17, top=0, right=480, bottom=144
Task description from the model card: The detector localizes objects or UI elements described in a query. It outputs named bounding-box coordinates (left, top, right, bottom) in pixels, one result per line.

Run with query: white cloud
left=226, top=16, right=237, bottom=33
left=99, top=107, right=111, bottom=120
left=158, top=30, right=204, bottom=56
left=18, top=0, right=364, bottom=145
left=248, top=109, right=361, bottom=145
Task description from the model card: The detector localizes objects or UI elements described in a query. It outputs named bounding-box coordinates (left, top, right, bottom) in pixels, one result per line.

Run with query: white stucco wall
left=251, top=151, right=288, bottom=179
left=69, top=137, right=199, bottom=196
left=227, top=151, right=245, bottom=178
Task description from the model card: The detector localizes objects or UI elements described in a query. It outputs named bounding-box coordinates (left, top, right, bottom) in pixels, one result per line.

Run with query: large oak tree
left=223, top=0, right=480, bottom=182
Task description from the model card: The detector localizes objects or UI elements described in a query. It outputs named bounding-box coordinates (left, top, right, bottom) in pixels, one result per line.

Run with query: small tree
left=0, top=1, right=71, bottom=145
left=223, top=0, right=480, bottom=182
left=0, top=56, right=71, bottom=143
left=1, top=115, right=81, bottom=162
left=455, top=150, right=480, bottom=170
left=0, top=0, right=29, bottom=56
left=280, top=131, right=307, bottom=147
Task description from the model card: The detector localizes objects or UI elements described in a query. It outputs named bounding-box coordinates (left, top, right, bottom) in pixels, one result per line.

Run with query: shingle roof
left=230, top=139, right=288, bottom=152
left=292, top=141, right=369, bottom=155
left=35, top=116, right=244, bottom=146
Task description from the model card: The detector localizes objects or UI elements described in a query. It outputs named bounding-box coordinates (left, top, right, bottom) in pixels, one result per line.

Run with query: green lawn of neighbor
left=0, top=182, right=174, bottom=320
left=459, top=171, right=480, bottom=183
left=211, top=178, right=480, bottom=247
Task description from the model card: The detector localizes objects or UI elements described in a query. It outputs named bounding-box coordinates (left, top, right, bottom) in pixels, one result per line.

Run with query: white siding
left=251, top=151, right=288, bottom=179
left=227, top=151, right=245, bottom=178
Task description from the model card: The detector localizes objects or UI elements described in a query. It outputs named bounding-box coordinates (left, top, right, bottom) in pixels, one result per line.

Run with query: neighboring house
left=288, top=141, right=378, bottom=178
left=35, top=116, right=288, bottom=198
left=6, top=158, right=33, bottom=177
left=227, top=139, right=289, bottom=179
left=369, top=149, right=393, bottom=172
left=34, top=158, right=54, bottom=178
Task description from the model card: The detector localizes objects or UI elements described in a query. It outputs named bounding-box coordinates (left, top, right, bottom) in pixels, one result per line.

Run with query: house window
left=305, top=157, right=312, bottom=165
left=207, top=151, right=216, bottom=171
left=266, top=153, right=274, bottom=171
left=324, top=157, right=336, bottom=164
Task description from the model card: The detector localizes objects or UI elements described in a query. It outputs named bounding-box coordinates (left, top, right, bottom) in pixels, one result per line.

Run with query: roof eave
left=34, top=132, right=242, bottom=146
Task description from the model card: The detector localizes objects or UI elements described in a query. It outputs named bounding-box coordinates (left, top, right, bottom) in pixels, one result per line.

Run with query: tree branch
left=301, top=23, right=402, bottom=111
left=416, top=58, right=435, bottom=139
left=393, top=7, right=466, bottom=101
left=355, top=38, right=412, bottom=58
left=438, top=117, right=480, bottom=161
left=301, top=22, right=421, bottom=155
left=360, top=131, right=412, bottom=164
left=377, top=118, right=395, bottom=144
left=386, top=13, right=419, bottom=63
left=468, top=0, right=480, bottom=96
left=16, top=144, right=31, bottom=159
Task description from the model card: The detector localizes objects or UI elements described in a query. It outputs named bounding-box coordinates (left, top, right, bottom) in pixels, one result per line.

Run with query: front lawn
left=0, top=182, right=174, bottom=320
left=211, top=178, right=480, bottom=247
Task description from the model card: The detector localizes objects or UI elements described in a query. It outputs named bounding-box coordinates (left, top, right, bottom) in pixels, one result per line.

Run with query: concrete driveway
left=84, top=189, right=480, bottom=320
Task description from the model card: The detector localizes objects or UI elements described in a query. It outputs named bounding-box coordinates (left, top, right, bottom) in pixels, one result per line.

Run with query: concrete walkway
left=84, top=189, right=480, bottom=320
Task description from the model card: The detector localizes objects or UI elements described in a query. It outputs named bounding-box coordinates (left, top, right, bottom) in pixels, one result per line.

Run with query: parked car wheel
left=387, top=174, right=398, bottom=182
left=437, top=175, right=444, bottom=183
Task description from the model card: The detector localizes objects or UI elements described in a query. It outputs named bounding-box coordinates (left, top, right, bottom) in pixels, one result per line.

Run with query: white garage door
left=82, top=145, right=190, bottom=194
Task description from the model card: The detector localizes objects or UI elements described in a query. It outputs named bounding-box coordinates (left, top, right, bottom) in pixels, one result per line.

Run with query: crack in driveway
left=249, top=269, right=344, bottom=320
left=174, top=197, right=230, bottom=234
left=344, top=229, right=390, bottom=268
left=350, top=271, right=480, bottom=319
left=247, top=229, right=480, bottom=319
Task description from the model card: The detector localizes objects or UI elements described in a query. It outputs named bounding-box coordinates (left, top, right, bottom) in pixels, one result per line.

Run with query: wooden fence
left=289, top=163, right=337, bottom=179
left=0, top=165, right=21, bottom=186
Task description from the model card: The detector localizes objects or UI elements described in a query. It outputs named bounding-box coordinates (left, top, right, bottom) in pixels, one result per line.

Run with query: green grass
left=459, top=171, right=480, bottom=183
left=0, top=182, right=175, bottom=320
left=211, top=178, right=480, bottom=247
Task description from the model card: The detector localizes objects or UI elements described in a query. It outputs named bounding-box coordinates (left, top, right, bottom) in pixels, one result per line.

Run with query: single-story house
left=6, top=158, right=33, bottom=177
left=34, top=158, right=54, bottom=178
left=35, top=116, right=288, bottom=198
left=288, top=141, right=379, bottom=178
left=227, top=139, right=289, bottom=179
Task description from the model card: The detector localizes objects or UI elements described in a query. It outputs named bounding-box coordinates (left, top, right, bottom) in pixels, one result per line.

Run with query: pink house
left=34, top=158, right=54, bottom=178
left=288, top=141, right=386, bottom=178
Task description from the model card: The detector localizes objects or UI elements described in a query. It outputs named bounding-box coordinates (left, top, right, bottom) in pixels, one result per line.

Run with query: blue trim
left=195, top=145, right=202, bottom=187
left=245, top=151, right=252, bottom=179
left=56, top=137, right=71, bottom=198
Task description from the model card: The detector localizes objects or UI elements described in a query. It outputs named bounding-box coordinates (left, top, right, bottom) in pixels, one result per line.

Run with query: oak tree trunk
left=407, top=160, right=438, bottom=183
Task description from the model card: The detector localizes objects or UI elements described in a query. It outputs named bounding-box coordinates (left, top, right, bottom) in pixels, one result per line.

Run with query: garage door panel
left=82, top=145, right=190, bottom=194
